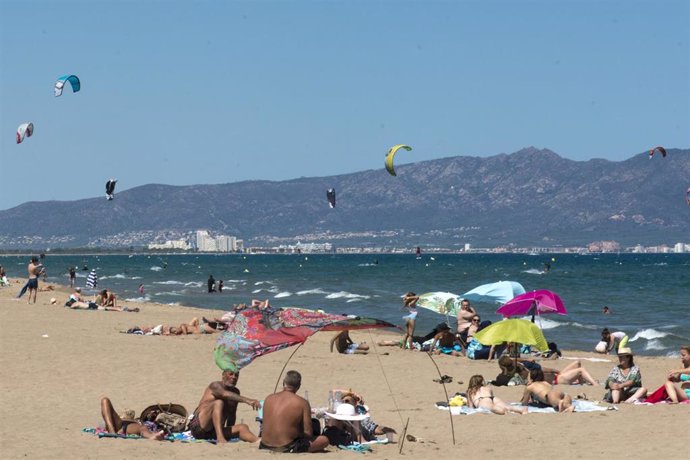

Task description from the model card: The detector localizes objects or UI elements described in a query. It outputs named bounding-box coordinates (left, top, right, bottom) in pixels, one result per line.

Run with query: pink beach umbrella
left=496, top=289, right=567, bottom=318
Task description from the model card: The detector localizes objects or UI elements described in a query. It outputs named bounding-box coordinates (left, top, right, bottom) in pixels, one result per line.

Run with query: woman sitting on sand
left=604, top=347, right=647, bottom=403
left=520, top=368, right=574, bottom=413
left=663, top=345, right=690, bottom=404
left=466, top=375, right=527, bottom=415
left=98, top=289, right=118, bottom=308
left=496, top=356, right=599, bottom=386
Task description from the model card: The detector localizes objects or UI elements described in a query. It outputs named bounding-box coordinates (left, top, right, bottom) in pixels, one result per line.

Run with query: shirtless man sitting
left=428, top=323, right=463, bottom=356
left=100, top=397, right=166, bottom=440
left=520, top=368, right=574, bottom=413
left=188, top=369, right=260, bottom=444
left=330, top=330, right=369, bottom=355
left=260, top=370, right=330, bottom=453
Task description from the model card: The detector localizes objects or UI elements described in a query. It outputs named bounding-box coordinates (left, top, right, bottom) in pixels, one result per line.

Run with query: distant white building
left=195, top=230, right=240, bottom=252
left=148, top=239, right=192, bottom=250
left=674, top=242, right=687, bottom=253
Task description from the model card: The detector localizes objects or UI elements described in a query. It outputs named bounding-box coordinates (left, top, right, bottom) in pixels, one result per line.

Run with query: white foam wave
left=297, top=289, right=328, bottom=296
left=518, top=316, right=563, bottom=330
left=274, top=291, right=292, bottom=298
left=358, top=263, right=377, bottom=267
left=153, top=291, right=184, bottom=296
left=522, top=269, right=544, bottom=275
left=325, top=291, right=371, bottom=300
left=254, top=281, right=274, bottom=285
left=346, top=298, right=362, bottom=303
left=185, top=281, right=203, bottom=288
left=644, top=340, right=665, bottom=351
left=150, top=266, right=163, bottom=271
left=131, top=276, right=142, bottom=280
left=101, top=274, right=127, bottom=280
left=154, top=280, right=185, bottom=285
left=125, top=296, right=151, bottom=302
left=629, top=329, right=669, bottom=342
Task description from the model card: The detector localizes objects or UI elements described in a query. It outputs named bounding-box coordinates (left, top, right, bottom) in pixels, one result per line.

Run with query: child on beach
left=466, top=375, right=527, bottom=415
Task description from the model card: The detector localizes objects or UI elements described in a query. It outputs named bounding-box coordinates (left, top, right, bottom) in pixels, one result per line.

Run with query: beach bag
left=140, top=403, right=188, bottom=433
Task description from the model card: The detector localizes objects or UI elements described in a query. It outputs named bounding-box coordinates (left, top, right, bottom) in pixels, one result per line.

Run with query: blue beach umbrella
left=460, top=281, right=526, bottom=305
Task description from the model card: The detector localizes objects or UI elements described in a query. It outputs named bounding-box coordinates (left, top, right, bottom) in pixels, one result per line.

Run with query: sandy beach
left=1, top=282, right=687, bottom=460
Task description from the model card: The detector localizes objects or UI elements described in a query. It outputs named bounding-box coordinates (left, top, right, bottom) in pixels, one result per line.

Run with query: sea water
left=2, top=253, right=688, bottom=356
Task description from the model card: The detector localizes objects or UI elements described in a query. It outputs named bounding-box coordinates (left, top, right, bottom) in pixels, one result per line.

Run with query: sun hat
left=325, top=403, right=369, bottom=421
left=617, top=347, right=633, bottom=356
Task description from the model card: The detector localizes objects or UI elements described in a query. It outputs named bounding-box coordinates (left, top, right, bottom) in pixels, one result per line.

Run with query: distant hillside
left=1, top=147, right=688, bottom=248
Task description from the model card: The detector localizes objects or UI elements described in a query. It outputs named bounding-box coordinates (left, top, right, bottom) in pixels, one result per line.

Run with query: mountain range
left=1, top=147, right=688, bottom=249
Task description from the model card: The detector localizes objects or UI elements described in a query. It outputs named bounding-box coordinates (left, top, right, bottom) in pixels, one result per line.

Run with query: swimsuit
left=188, top=412, right=216, bottom=440
left=472, top=395, right=494, bottom=407
left=27, top=278, right=38, bottom=289
left=552, top=372, right=560, bottom=385
left=403, top=309, right=418, bottom=321
left=259, top=437, right=311, bottom=453
left=119, top=420, right=137, bottom=435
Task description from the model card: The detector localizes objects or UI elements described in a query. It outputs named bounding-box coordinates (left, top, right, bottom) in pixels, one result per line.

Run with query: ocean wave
left=522, top=269, right=544, bottom=275
left=629, top=328, right=669, bottom=342
left=253, top=287, right=279, bottom=294
left=358, top=263, right=378, bottom=267
left=153, top=291, right=185, bottom=296
left=101, top=274, right=127, bottom=280
left=131, top=276, right=142, bottom=280
left=326, top=291, right=371, bottom=300
left=297, top=289, right=328, bottom=296
left=125, top=296, right=151, bottom=302
left=254, top=281, right=274, bottom=285
left=346, top=298, right=362, bottom=303
left=154, top=280, right=185, bottom=285
left=532, top=317, right=563, bottom=330
left=274, top=291, right=292, bottom=298
left=185, top=281, right=203, bottom=288
left=150, top=266, right=163, bottom=271
left=644, top=339, right=666, bottom=351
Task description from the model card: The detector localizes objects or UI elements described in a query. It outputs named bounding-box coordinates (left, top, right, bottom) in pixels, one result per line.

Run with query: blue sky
left=1, top=0, right=688, bottom=209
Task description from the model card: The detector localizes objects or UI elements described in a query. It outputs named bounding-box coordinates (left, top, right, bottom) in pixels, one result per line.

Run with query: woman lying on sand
left=63, top=288, right=138, bottom=312
left=520, top=368, right=574, bottom=413
left=496, top=356, right=599, bottom=386
left=127, top=318, right=220, bottom=335
left=466, top=375, right=527, bottom=415
left=100, top=397, right=165, bottom=440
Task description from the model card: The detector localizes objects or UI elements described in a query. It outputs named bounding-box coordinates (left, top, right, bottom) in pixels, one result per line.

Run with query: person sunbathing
left=331, top=330, right=369, bottom=354
left=520, top=368, right=574, bottom=412
left=466, top=375, right=527, bottom=415
left=497, top=356, right=599, bottom=386
left=100, top=397, right=166, bottom=440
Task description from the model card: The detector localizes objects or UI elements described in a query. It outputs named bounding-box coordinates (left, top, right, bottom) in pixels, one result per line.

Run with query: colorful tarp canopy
left=214, top=307, right=397, bottom=372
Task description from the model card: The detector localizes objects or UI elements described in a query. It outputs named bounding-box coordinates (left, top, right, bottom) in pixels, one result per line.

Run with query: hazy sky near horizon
left=1, top=0, right=688, bottom=209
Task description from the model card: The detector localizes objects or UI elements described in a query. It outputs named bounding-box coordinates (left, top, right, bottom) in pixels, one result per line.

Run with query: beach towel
left=86, top=270, right=98, bottom=289
left=435, top=400, right=615, bottom=415
left=82, top=427, right=219, bottom=443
